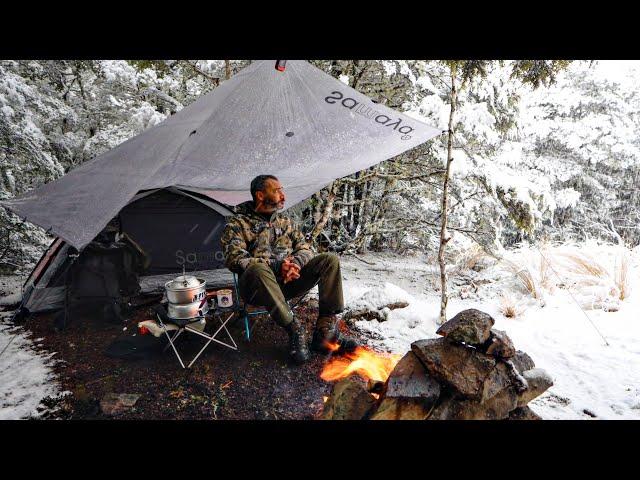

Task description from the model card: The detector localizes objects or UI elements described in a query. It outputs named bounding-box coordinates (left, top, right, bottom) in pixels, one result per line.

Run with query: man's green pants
left=237, top=253, right=344, bottom=327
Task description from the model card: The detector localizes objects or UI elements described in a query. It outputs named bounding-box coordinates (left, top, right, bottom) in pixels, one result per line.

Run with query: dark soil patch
left=21, top=300, right=356, bottom=420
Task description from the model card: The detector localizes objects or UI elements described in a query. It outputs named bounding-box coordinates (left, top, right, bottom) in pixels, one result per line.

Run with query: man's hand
left=281, top=257, right=300, bottom=284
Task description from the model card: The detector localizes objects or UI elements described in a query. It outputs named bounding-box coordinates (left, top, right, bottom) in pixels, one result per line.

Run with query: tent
left=1, top=60, right=441, bottom=315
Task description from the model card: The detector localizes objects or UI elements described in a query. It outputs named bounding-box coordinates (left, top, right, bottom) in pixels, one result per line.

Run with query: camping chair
left=231, top=273, right=318, bottom=341
left=152, top=304, right=237, bottom=369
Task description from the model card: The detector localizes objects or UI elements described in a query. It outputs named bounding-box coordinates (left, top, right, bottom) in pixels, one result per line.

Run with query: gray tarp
left=1, top=60, right=441, bottom=250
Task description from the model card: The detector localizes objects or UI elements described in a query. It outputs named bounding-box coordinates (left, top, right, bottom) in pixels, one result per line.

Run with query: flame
left=320, top=346, right=401, bottom=383
left=322, top=396, right=329, bottom=403
left=325, top=341, right=341, bottom=352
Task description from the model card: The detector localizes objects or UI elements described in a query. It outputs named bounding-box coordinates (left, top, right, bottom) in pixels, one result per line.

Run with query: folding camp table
left=152, top=304, right=237, bottom=369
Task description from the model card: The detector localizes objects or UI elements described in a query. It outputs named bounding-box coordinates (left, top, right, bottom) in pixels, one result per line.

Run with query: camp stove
left=164, top=271, right=209, bottom=320
left=153, top=270, right=238, bottom=369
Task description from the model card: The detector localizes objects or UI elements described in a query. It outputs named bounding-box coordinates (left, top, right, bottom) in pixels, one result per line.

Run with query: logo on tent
left=324, top=90, right=414, bottom=140
left=176, top=249, right=225, bottom=266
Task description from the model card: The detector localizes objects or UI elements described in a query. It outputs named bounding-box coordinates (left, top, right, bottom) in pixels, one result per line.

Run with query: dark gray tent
left=2, top=60, right=441, bottom=314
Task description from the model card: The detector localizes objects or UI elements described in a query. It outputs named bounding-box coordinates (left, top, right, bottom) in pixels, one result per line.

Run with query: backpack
left=64, top=235, right=148, bottom=324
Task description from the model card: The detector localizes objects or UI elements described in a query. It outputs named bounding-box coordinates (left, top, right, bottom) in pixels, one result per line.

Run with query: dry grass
left=502, top=243, right=635, bottom=310
left=539, top=250, right=556, bottom=293
left=614, top=251, right=632, bottom=301
left=502, top=258, right=543, bottom=299
left=499, top=291, right=524, bottom=318
left=454, top=244, right=487, bottom=273
left=555, top=249, right=609, bottom=280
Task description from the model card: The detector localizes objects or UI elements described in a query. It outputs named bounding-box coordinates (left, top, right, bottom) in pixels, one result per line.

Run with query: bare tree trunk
left=438, top=68, right=457, bottom=325
left=225, top=60, right=231, bottom=80
left=310, top=182, right=338, bottom=242
left=347, top=184, right=355, bottom=233
left=312, top=192, right=323, bottom=226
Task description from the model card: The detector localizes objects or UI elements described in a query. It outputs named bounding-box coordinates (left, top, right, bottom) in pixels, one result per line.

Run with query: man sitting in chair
left=220, top=174, right=360, bottom=365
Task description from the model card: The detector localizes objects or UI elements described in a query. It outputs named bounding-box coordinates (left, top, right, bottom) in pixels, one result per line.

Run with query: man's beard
left=264, top=199, right=284, bottom=211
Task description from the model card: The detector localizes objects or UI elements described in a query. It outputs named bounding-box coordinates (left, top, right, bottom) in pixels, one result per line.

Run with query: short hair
left=250, top=175, right=279, bottom=202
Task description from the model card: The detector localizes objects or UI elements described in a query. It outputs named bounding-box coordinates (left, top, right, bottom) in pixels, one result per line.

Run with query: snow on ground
left=0, top=275, right=62, bottom=420
left=340, top=245, right=640, bottom=420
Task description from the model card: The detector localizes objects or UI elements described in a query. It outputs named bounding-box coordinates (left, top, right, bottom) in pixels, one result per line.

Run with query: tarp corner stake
left=275, top=60, right=287, bottom=72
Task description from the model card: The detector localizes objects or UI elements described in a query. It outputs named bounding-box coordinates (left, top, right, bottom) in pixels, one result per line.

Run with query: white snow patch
left=0, top=322, right=62, bottom=419
left=0, top=276, right=61, bottom=419
left=340, top=246, right=640, bottom=420
left=347, top=282, right=413, bottom=312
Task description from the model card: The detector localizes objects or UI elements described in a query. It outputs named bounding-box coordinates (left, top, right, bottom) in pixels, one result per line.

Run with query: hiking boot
left=284, top=318, right=310, bottom=365
left=311, top=316, right=360, bottom=355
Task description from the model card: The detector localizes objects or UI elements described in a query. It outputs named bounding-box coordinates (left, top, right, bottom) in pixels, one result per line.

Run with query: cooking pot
left=164, top=275, right=207, bottom=304
left=167, top=298, right=210, bottom=320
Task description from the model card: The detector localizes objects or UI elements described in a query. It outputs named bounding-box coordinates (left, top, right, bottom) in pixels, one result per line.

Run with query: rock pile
left=321, top=308, right=552, bottom=420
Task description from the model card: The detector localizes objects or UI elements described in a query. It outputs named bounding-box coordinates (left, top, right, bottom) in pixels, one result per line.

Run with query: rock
left=436, top=309, right=495, bottom=345
left=343, top=302, right=409, bottom=322
left=503, top=359, right=529, bottom=393
left=370, top=397, right=433, bottom=420
left=343, top=309, right=386, bottom=322
left=321, top=375, right=376, bottom=420
left=427, top=392, right=458, bottom=420
left=517, top=368, right=554, bottom=407
left=511, top=350, right=535, bottom=374
left=386, top=302, right=410, bottom=310
left=385, top=352, right=440, bottom=407
left=481, top=361, right=514, bottom=401
left=450, top=387, right=518, bottom=420
left=411, top=338, right=495, bottom=400
left=367, top=379, right=386, bottom=395
left=100, top=393, right=141, bottom=416
left=508, top=406, right=542, bottom=420
left=482, top=329, right=516, bottom=359
left=427, top=387, right=518, bottom=420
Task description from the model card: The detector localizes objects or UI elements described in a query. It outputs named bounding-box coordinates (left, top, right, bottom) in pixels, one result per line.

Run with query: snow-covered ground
left=339, top=244, right=640, bottom=420
left=0, top=276, right=62, bottom=420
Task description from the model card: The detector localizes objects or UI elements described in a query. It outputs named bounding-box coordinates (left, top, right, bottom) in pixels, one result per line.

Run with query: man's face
left=257, top=178, right=286, bottom=212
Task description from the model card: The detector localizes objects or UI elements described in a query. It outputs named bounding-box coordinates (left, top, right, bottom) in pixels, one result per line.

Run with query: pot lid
left=166, top=275, right=203, bottom=290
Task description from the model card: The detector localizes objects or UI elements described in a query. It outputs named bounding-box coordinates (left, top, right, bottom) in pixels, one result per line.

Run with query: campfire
left=320, top=343, right=401, bottom=383
left=320, top=309, right=553, bottom=420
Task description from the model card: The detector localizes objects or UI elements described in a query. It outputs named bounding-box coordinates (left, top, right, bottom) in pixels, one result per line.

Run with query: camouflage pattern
left=238, top=252, right=344, bottom=327
left=220, top=200, right=314, bottom=276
